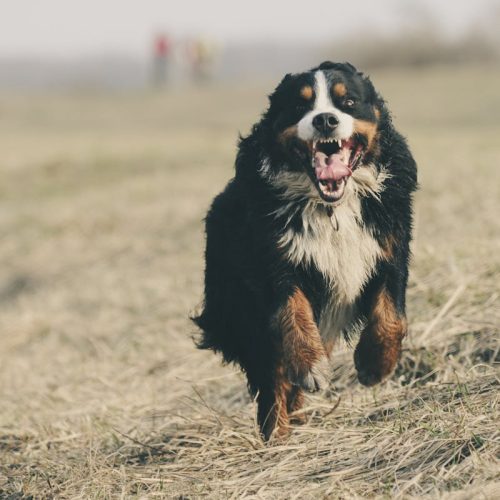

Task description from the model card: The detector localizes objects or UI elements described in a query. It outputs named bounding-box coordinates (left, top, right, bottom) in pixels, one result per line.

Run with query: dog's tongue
left=314, top=151, right=351, bottom=182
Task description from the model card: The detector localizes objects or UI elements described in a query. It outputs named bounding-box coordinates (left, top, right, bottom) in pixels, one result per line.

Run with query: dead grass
left=0, top=66, right=499, bottom=498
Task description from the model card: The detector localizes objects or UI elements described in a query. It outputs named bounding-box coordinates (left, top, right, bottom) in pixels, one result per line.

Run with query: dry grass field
left=0, top=65, right=499, bottom=499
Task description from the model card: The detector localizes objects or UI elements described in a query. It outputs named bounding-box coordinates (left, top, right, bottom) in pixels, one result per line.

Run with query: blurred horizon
left=1, top=0, right=499, bottom=89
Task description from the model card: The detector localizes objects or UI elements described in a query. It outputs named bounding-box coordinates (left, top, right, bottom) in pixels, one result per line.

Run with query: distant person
left=188, top=37, right=217, bottom=83
left=152, top=33, right=171, bottom=87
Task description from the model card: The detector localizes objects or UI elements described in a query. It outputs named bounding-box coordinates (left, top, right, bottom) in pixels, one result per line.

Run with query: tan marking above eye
left=300, top=85, right=313, bottom=100
left=333, top=82, right=347, bottom=97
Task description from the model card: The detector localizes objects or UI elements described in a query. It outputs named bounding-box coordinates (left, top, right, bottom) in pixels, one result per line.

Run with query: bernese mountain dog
left=192, top=61, right=417, bottom=440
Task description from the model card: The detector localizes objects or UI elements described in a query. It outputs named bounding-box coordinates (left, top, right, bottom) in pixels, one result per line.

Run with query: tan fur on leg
left=355, top=286, right=407, bottom=386
left=287, top=386, right=307, bottom=424
left=278, top=288, right=329, bottom=392
left=260, top=365, right=291, bottom=440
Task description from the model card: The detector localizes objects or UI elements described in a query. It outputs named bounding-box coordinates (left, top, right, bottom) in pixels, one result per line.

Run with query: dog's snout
left=312, top=113, right=339, bottom=134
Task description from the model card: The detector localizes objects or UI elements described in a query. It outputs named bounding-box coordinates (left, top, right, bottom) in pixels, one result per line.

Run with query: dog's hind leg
left=287, top=386, right=306, bottom=424
left=256, top=380, right=307, bottom=439
left=252, top=368, right=307, bottom=439
left=253, top=365, right=291, bottom=441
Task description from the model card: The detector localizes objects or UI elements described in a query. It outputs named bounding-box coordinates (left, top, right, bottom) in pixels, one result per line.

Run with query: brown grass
left=0, top=65, right=499, bottom=498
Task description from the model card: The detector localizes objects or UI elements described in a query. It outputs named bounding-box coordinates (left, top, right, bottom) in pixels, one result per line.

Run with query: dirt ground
left=0, top=65, right=499, bottom=498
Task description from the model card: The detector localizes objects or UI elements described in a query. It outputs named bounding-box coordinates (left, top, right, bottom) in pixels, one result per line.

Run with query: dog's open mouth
left=309, top=137, right=364, bottom=202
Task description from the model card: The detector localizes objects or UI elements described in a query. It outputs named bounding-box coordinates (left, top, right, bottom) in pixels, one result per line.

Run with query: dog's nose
left=312, top=113, right=339, bottom=134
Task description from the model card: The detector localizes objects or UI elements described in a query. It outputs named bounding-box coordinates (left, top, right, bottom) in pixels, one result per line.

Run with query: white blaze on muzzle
left=297, top=70, right=354, bottom=142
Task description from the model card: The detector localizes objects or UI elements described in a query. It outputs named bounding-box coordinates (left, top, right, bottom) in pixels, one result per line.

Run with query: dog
left=192, top=61, right=417, bottom=440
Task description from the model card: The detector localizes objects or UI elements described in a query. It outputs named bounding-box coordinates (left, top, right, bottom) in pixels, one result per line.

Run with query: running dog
left=193, top=61, right=417, bottom=440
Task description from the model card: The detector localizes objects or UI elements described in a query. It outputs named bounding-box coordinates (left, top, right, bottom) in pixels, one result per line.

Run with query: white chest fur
left=266, top=164, right=387, bottom=341
left=278, top=184, right=382, bottom=340
left=279, top=195, right=381, bottom=302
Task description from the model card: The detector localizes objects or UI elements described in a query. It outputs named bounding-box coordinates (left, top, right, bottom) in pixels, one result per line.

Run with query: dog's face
left=265, top=62, right=381, bottom=203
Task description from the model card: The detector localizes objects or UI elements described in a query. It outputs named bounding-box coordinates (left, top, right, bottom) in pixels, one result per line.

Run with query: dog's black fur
left=192, top=62, right=417, bottom=440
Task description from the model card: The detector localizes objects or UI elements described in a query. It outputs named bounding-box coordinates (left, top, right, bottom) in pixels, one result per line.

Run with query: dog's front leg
left=354, top=283, right=407, bottom=386
left=277, top=287, right=330, bottom=393
left=255, top=287, right=329, bottom=441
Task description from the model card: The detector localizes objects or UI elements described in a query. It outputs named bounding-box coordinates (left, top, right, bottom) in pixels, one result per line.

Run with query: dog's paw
left=287, top=355, right=330, bottom=392
left=354, top=336, right=401, bottom=387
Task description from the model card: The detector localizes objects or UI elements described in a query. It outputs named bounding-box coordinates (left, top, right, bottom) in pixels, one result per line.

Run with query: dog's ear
left=365, top=77, right=378, bottom=102
left=279, top=73, right=294, bottom=84
left=267, top=72, right=295, bottom=109
left=270, top=73, right=293, bottom=96
left=360, top=73, right=384, bottom=106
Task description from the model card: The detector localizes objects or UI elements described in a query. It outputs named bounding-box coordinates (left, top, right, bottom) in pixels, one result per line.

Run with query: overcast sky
left=0, top=0, right=497, bottom=58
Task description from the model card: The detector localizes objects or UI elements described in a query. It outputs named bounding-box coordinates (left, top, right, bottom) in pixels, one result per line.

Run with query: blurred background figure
left=187, top=37, right=218, bottom=83
left=152, top=32, right=171, bottom=87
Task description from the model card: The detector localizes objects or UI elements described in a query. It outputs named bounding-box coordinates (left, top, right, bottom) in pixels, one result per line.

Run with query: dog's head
left=260, top=61, right=384, bottom=204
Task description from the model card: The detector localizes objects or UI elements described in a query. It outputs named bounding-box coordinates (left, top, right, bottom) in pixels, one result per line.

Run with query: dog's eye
left=345, top=99, right=355, bottom=107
